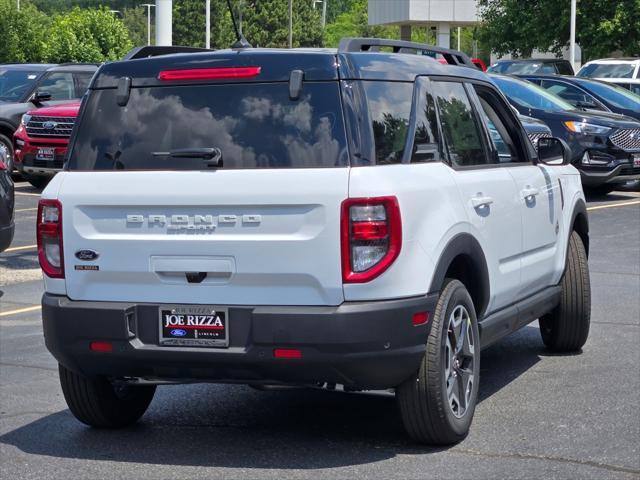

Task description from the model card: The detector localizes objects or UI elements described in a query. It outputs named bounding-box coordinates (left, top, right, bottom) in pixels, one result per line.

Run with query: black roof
left=92, top=46, right=488, bottom=89
left=493, top=58, right=570, bottom=64
left=518, top=73, right=624, bottom=88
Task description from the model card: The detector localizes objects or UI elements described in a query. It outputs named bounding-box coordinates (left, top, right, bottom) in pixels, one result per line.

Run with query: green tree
left=45, top=7, right=133, bottom=62
left=478, top=0, right=640, bottom=60
left=324, top=0, right=397, bottom=47
left=0, top=0, right=49, bottom=63
left=122, top=6, right=152, bottom=47
left=239, top=0, right=323, bottom=48
left=172, top=0, right=236, bottom=48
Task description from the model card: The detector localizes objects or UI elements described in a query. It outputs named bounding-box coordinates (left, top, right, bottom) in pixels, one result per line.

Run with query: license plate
left=633, top=153, right=640, bottom=168
left=159, top=305, right=228, bottom=347
left=36, top=147, right=55, bottom=161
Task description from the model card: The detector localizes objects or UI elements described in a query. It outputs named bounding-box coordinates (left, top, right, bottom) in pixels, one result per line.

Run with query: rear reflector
left=158, top=66, right=261, bottom=81
left=90, top=341, right=113, bottom=352
left=273, top=348, right=302, bottom=359
left=412, top=312, right=430, bottom=326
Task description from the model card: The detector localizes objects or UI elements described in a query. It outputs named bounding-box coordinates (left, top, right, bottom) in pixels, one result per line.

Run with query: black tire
left=58, top=364, right=156, bottom=428
left=22, top=174, right=50, bottom=190
left=539, top=231, right=591, bottom=352
left=0, top=134, right=14, bottom=172
left=396, top=279, right=480, bottom=445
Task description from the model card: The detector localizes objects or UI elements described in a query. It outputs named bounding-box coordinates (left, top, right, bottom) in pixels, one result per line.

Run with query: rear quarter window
left=361, top=81, right=414, bottom=165
left=68, top=82, right=348, bottom=170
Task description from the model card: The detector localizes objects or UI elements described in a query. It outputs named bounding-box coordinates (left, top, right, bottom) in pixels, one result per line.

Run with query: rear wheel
left=396, top=279, right=480, bottom=445
left=539, top=231, right=591, bottom=352
left=59, top=364, right=156, bottom=428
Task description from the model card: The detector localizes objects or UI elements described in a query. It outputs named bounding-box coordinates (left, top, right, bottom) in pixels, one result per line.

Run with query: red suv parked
left=14, top=101, right=80, bottom=188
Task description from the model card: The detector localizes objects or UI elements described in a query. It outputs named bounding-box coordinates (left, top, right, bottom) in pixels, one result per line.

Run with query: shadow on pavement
left=0, top=325, right=555, bottom=468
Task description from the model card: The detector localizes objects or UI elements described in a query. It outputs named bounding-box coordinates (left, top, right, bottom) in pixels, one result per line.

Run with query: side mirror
left=538, top=137, right=572, bottom=165
left=31, top=91, right=52, bottom=104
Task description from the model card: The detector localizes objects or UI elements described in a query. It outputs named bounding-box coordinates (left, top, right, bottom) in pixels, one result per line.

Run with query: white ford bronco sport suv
left=38, top=39, right=591, bottom=445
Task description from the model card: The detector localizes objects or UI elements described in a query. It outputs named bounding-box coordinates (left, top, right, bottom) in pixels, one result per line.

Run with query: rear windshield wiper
left=152, top=147, right=223, bottom=167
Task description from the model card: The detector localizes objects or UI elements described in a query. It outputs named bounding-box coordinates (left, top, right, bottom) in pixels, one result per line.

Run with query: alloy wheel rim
left=444, top=305, right=475, bottom=418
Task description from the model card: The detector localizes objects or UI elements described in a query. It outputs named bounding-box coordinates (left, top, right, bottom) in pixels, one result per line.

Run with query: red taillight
left=158, top=66, right=261, bottom=81
left=412, top=312, right=429, bottom=326
left=273, top=348, right=302, bottom=359
left=90, top=341, right=113, bottom=352
left=341, top=196, right=402, bottom=283
left=37, top=199, right=64, bottom=278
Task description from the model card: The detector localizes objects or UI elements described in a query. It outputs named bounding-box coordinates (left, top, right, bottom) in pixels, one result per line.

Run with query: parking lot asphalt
left=1, top=180, right=639, bottom=480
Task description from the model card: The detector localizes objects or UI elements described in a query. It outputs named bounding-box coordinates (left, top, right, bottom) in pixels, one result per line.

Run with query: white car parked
left=577, top=58, right=640, bottom=95
left=38, top=39, right=591, bottom=445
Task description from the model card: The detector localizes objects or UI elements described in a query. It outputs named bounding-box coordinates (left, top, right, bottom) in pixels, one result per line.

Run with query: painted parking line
left=587, top=200, right=640, bottom=211
left=15, top=207, right=38, bottom=212
left=3, top=244, right=37, bottom=253
left=0, top=305, right=41, bottom=317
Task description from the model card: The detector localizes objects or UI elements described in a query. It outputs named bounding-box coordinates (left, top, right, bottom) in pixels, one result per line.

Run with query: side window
left=74, top=72, right=94, bottom=96
left=37, top=72, right=75, bottom=100
left=362, top=81, right=413, bottom=165
left=540, top=64, right=557, bottom=74
left=556, top=62, right=574, bottom=75
left=473, top=85, right=528, bottom=164
left=410, top=79, right=441, bottom=163
left=431, top=81, right=486, bottom=167
left=541, top=80, right=603, bottom=110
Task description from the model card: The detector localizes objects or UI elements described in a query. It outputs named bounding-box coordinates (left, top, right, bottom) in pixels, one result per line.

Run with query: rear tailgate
left=59, top=169, right=347, bottom=305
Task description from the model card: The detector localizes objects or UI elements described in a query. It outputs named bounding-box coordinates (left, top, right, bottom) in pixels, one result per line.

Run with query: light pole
left=16, top=0, right=19, bottom=10
left=313, top=0, right=327, bottom=28
left=140, top=3, right=155, bottom=46
left=570, top=0, right=577, bottom=70
left=206, top=0, right=211, bottom=49
left=288, top=0, right=293, bottom=48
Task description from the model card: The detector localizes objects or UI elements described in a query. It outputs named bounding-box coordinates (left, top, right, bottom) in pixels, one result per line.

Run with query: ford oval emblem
left=75, top=249, right=99, bottom=261
left=170, top=329, right=187, bottom=337
left=43, top=121, right=58, bottom=130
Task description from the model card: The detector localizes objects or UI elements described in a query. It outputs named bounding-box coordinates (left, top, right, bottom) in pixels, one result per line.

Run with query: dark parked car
left=520, top=75, right=640, bottom=121
left=519, top=114, right=552, bottom=150
left=0, top=146, right=14, bottom=252
left=0, top=63, right=97, bottom=171
left=488, top=58, right=575, bottom=76
left=491, top=74, right=640, bottom=193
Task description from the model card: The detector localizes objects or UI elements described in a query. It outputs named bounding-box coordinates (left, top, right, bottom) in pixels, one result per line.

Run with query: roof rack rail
left=123, top=45, right=213, bottom=61
left=338, top=37, right=474, bottom=68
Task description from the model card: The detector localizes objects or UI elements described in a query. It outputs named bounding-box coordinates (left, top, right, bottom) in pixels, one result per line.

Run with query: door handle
left=471, top=195, right=494, bottom=209
left=522, top=187, right=540, bottom=199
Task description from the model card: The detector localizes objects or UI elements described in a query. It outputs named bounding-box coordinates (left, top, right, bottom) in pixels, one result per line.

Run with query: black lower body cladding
left=42, top=293, right=438, bottom=390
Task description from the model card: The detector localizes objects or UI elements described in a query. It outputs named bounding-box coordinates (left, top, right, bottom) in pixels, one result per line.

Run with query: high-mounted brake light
left=37, top=199, right=64, bottom=278
left=341, top=196, right=402, bottom=283
left=158, top=66, right=261, bottom=81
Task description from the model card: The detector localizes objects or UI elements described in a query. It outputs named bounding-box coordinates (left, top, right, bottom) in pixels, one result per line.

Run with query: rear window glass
left=68, top=82, right=348, bottom=170
left=362, top=81, right=413, bottom=165
left=578, top=63, right=636, bottom=79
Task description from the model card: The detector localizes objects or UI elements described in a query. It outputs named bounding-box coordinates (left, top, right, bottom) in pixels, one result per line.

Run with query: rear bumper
left=42, top=293, right=438, bottom=389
